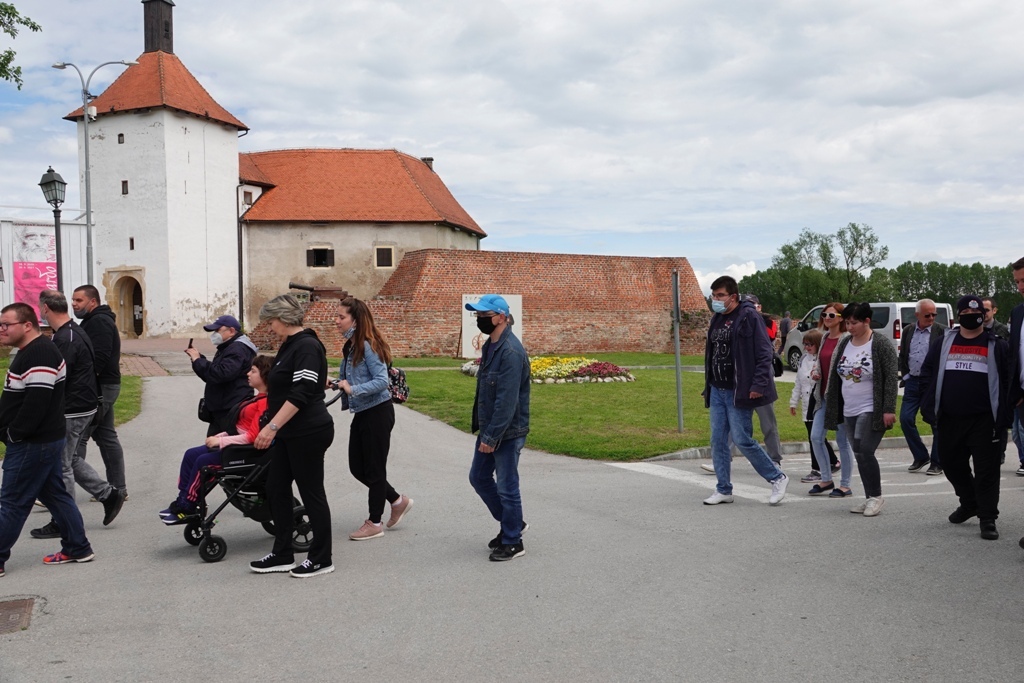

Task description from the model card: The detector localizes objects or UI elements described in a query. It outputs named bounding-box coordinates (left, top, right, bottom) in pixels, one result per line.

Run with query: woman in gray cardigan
left=823, top=303, right=899, bottom=516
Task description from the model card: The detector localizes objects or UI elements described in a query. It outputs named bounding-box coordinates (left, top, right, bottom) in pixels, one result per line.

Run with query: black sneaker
left=948, top=507, right=977, bottom=524
left=249, top=552, right=296, bottom=574
left=0, top=564, right=5, bottom=578
left=908, top=460, right=929, bottom=472
left=926, top=466, right=943, bottom=476
left=980, top=519, right=999, bottom=540
left=289, top=559, right=335, bottom=578
left=102, top=489, right=126, bottom=526
left=30, top=521, right=61, bottom=539
left=488, top=522, right=529, bottom=550
left=489, top=543, right=525, bottom=562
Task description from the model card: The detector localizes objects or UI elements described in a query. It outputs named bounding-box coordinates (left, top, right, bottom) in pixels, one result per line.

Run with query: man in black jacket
left=31, top=291, right=124, bottom=540
left=186, top=314, right=257, bottom=435
left=71, top=285, right=126, bottom=497
left=898, top=299, right=946, bottom=475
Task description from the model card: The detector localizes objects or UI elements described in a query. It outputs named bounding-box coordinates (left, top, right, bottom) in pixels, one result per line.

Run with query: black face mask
left=959, top=314, right=984, bottom=331
left=476, top=316, right=497, bottom=334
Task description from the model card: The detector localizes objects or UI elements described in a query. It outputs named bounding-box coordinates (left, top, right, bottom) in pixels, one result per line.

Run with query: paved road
left=2, top=376, right=1022, bottom=682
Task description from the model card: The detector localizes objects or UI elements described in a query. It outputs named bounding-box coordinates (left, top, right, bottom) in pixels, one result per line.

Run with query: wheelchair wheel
left=291, top=505, right=313, bottom=553
left=184, top=520, right=203, bottom=546
left=199, top=535, right=227, bottom=563
left=260, top=496, right=302, bottom=537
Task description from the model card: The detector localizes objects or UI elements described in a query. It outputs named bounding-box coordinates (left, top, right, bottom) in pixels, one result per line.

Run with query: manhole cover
left=0, top=598, right=34, bottom=634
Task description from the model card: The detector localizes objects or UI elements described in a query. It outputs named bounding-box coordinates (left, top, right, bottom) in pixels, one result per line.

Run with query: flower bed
left=460, top=356, right=635, bottom=384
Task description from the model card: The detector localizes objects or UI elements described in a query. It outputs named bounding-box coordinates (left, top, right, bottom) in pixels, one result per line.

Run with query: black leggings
left=266, top=425, right=335, bottom=565
left=349, top=400, right=398, bottom=524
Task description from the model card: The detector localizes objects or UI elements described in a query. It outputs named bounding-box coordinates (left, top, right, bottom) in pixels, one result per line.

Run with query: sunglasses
left=822, top=313, right=839, bottom=319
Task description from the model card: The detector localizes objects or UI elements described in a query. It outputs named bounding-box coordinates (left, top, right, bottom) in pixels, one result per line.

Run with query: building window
left=306, top=248, right=334, bottom=268
left=118, top=133, right=124, bottom=144
left=242, top=190, right=253, bottom=205
left=121, top=180, right=129, bottom=195
left=375, top=246, right=394, bottom=269
left=129, top=237, right=135, bottom=251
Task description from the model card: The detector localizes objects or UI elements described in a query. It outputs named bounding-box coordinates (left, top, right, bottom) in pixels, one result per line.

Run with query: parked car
left=783, top=301, right=954, bottom=370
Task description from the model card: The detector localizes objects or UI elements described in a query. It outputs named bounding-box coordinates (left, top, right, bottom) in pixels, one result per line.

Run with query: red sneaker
left=43, top=551, right=95, bottom=565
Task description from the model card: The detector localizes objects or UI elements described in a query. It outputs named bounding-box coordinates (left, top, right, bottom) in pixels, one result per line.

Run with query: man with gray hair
left=31, top=291, right=124, bottom=540
left=899, top=298, right=946, bottom=474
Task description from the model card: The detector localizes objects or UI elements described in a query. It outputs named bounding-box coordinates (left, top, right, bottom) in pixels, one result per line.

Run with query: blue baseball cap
left=203, top=314, right=241, bottom=331
left=465, top=294, right=510, bottom=315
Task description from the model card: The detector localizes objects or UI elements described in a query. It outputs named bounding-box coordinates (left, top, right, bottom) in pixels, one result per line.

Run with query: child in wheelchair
left=160, top=355, right=273, bottom=524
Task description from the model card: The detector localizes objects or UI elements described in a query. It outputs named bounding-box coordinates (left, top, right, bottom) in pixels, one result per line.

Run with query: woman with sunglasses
left=808, top=303, right=855, bottom=497
left=822, top=303, right=899, bottom=516
left=790, top=329, right=839, bottom=487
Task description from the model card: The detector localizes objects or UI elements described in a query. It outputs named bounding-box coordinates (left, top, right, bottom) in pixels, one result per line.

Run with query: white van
left=783, top=301, right=954, bottom=370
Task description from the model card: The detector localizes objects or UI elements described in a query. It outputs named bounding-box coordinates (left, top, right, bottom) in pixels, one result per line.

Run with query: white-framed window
left=375, top=246, right=395, bottom=269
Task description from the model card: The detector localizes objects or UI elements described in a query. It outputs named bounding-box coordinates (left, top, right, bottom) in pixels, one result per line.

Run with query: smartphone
left=187, top=338, right=193, bottom=349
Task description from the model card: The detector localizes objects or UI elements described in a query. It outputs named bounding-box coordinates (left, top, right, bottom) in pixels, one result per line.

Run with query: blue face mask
left=711, top=299, right=728, bottom=314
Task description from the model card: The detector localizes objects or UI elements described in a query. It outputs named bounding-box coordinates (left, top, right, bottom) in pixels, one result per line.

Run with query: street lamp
left=38, top=166, right=67, bottom=293
left=52, top=59, right=137, bottom=285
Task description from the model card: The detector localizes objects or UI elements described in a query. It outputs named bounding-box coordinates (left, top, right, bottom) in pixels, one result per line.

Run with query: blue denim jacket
left=472, top=326, right=531, bottom=448
left=340, top=340, right=392, bottom=413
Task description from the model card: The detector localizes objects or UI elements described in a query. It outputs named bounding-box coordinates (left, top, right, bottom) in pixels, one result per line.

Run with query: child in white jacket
left=789, top=329, right=838, bottom=487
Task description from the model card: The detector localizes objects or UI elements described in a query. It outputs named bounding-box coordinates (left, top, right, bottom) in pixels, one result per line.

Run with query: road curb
left=645, top=435, right=933, bottom=462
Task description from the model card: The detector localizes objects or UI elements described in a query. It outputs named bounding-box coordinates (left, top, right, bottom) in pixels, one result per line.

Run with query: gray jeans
left=754, top=403, right=782, bottom=463
left=76, top=383, right=127, bottom=492
left=62, top=413, right=113, bottom=503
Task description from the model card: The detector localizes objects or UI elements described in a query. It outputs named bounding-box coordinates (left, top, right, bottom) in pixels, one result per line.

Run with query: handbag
left=772, top=352, right=784, bottom=378
left=197, top=397, right=214, bottom=423
left=388, top=366, right=410, bottom=404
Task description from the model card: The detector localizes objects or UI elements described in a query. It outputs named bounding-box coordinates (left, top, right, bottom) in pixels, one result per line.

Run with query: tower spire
left=143, top=0, right=174, bottom=54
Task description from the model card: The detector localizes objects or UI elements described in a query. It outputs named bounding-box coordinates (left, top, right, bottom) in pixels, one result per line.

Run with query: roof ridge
left=395, top=153, right=444, bottom=223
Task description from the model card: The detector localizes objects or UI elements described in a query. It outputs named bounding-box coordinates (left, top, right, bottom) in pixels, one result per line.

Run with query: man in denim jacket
left=466, top=294, right=531, bottom=561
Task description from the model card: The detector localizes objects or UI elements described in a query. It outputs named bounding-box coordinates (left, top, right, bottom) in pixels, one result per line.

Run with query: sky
left=2, top=0, right=1023, bottom=292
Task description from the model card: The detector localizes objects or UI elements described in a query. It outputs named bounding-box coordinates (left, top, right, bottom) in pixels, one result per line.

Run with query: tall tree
left=0, top=3, right=40, bottom=90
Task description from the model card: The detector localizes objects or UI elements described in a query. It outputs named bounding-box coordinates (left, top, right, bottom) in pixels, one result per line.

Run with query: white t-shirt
left=837, top=336, right=874, bottom=417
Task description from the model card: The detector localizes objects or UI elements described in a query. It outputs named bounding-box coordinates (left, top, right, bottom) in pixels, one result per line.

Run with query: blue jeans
left=900, top=376, right=938, bottom=466
left=469, top=436, right=526, bottom=545
left=709, top=388, right=785, bottom=495
left=810, top=408, right=854, bottom=488
left=0, top=438, right=92, bottom=565
left=1013, top=408, right=1024, bottom=466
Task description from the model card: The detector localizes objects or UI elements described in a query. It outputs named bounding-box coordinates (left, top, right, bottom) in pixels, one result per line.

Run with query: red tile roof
left=239, top=149, right=484, bottom=236
left=64, top=51, right=247, bottom=130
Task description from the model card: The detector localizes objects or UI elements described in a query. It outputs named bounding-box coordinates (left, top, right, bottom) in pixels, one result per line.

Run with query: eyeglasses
left=0, top=321, right=24, bottom=331
left=921, top=313, right=937, bottom=318
left=822, top=313, right=838, bottom=319
left=475, top=312, right=498, bottom=318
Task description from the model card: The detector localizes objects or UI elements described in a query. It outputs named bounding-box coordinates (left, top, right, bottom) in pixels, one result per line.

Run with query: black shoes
left=30, top=520, right=61, bottom=539
left=489, top=543, right=525, bottom=562
left=925, top=466, right=943, bottom=476
left=980, top=520, right=999, bottom=541
left=289, top=559, right=335, bottom=578
left=948, top=507, right=977, bottom=524
left=488, top=522, right=528, bottom=550
left=102, top=489, right=126, bottom=526
left=249, top=552, right=296, bottom=573
left=908, top=461, right=929, bottom=472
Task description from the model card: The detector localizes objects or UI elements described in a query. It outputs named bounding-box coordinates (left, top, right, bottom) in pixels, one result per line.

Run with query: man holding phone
left=186, top=315, right=257, bottom=435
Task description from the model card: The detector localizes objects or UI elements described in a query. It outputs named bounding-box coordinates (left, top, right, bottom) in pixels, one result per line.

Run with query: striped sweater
left=0, top=334, right=67, bottom=443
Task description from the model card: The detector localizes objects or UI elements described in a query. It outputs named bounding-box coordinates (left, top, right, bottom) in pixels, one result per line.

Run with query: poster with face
left=13, top=225, right=57, bottom=318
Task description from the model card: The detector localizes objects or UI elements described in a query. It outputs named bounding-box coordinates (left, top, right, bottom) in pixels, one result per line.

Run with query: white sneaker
left=850, top=500, right=868, bottom=514
left=700, top=462, right=715, bottom=473
left=703, top=492, right=734, bottom=505
left=863, top=497, right=885, bottom=517
left=768, top=474, right=788, bottom=505
left=1016, top=466, right=1024, bottom=476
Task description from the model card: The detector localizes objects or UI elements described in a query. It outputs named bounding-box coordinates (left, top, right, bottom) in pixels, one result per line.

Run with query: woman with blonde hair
left=249, top=294, right=336, bottom=578
left=336, top=297, right=412, bottom=541
left=808, top=302, right=855, bottom=497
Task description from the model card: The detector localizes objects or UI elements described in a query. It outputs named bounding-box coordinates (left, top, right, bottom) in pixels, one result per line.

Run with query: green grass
left=405, top=368, right=930, bottom=461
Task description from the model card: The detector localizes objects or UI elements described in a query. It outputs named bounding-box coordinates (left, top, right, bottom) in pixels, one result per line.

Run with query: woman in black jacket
left=249, top=294, right=335, bottom=579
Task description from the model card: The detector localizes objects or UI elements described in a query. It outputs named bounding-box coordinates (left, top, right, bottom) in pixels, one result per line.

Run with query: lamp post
left=52, top=59, right=137, bottom=285
left=38, top=166, right=67, bottom=293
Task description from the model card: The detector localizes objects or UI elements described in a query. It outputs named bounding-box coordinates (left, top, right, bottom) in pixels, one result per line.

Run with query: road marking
left=606, top=462, right=812, bottom=504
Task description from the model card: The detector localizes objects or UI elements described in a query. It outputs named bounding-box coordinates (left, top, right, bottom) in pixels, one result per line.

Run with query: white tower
left=63, top=0, right=247, bottom=337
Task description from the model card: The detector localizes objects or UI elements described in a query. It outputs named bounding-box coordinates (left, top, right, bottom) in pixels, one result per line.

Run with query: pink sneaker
left=386, top=495, right=414, bottom=529
left=349, top=520, right=384, bottom=541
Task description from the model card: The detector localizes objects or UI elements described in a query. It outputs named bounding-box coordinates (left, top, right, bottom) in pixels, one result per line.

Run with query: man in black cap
left=921, top=295, right=1011, bottom=541
left=186, top=314, right=258, bottom=435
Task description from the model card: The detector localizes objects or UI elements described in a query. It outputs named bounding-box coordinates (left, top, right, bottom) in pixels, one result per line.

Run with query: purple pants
left=177, top=445, right=223, bottom=510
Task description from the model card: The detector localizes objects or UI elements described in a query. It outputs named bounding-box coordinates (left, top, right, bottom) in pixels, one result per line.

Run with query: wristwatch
left=269, top=423, right=279, bottom=432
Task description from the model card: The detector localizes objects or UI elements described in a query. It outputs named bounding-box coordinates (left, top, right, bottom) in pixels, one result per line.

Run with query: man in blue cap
left=186, top=314, right=258, bottom=436
left=464, top=294, right=531, bottom=561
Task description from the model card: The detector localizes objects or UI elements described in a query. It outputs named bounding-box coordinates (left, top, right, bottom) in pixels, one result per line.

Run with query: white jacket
left=790, top=352, right=818, bottom=421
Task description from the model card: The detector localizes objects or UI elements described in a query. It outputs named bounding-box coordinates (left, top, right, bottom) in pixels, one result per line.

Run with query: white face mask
left=209, top=332, right=224, bottom=346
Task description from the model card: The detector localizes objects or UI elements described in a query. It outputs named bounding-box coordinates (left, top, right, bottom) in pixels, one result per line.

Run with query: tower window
left=306, top=248, right=334, bottom=268
left=118, top=133, right=124, bottom=144
left=129, top=237, right=135, bottom=250
left=121, top=180, right=129, bottom=195
left=375, top=247, right=394, bottom=268
left=243, top=191, right=253, bottom=205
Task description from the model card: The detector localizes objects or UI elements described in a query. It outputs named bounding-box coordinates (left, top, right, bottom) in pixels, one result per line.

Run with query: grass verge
left=405, top=368, right=929, bottom=461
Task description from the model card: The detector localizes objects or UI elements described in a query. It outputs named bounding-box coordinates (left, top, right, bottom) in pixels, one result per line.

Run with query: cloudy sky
left=2, top=0, right=1023, bottom=291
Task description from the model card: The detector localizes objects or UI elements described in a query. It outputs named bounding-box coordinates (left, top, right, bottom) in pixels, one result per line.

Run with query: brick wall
left=250, top=249, right=710, bottom=357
